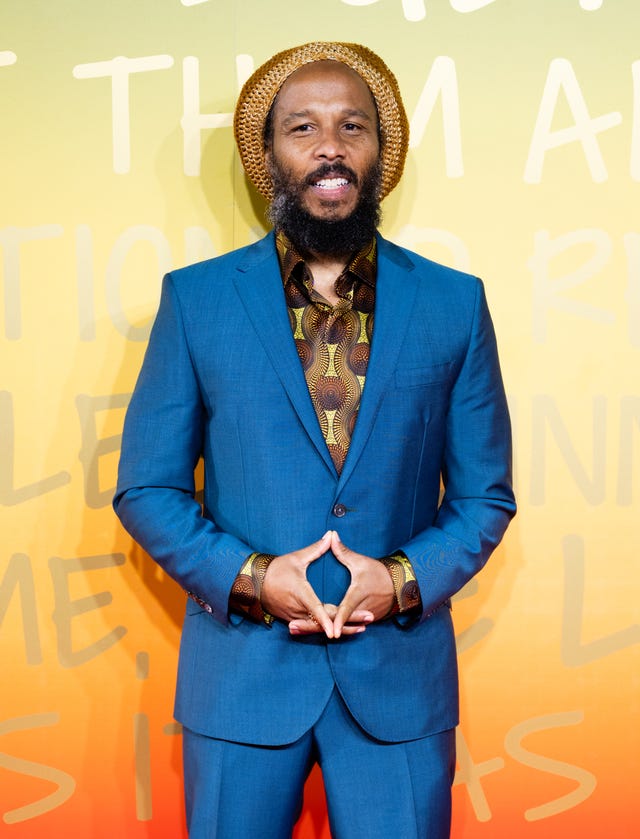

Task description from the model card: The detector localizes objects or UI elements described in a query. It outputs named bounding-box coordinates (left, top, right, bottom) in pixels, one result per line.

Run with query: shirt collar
left=275, top=231, right=377, bottom=295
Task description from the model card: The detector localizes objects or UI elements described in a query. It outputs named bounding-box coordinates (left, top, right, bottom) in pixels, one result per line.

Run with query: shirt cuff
left=229, top=552, right=276, bottom=626
left=379, top=552, right=422, bottom=615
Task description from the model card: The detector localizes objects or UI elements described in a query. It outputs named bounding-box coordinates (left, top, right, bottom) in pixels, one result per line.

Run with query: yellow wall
left=1, top=1, right=638, bottom=836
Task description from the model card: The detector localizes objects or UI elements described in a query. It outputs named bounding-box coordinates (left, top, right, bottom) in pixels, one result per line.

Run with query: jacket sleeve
left=113, top=273, right=251, bottom=625
left=399, top=279, right=516, bottom=620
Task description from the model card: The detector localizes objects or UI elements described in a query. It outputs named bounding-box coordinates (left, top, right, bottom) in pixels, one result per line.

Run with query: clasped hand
left=260, top=530, right=395, bottom=638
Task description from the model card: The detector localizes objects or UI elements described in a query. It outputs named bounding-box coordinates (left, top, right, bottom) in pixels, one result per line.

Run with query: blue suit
left=114, top=231, right=515, bottom=754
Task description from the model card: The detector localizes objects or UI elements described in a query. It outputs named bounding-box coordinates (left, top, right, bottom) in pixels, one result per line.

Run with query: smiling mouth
left=306, top=164, right=357, bottom=192
left=314, top=177, right=350, bottom=190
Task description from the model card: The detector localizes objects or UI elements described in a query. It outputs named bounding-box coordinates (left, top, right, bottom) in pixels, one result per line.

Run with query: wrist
left=379, top=552, right=422, bottom=614
left=229, top=552, right=276, bottom=625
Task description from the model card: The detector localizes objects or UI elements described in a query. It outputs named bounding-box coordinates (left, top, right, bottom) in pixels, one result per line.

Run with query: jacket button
left=332, top=503, right=347, bottom=518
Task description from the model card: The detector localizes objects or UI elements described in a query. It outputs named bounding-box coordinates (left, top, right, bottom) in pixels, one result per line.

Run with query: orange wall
left=1, top=1, right=638, bottom=836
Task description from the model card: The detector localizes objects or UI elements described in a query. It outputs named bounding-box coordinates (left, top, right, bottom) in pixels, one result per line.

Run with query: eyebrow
left=280, top=108, right=374, bottom=127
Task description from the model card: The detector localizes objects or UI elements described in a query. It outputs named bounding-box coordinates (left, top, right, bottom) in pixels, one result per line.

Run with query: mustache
left=304, top=163, right=358, bottom=187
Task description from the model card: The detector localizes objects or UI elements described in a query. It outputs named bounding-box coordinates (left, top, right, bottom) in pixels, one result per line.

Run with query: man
left=114, top=41, right=515, bottom=838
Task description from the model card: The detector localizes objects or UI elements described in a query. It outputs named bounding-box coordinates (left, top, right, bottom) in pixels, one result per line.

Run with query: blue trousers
left=183, top=688, right=455, bottom=838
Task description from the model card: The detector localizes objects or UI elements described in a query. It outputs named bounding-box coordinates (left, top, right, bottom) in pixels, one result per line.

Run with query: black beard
left=267, top=160, right=382, bottom=258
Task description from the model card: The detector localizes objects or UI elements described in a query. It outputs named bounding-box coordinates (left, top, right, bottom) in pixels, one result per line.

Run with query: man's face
left=265, top=60, right=381, bottom=223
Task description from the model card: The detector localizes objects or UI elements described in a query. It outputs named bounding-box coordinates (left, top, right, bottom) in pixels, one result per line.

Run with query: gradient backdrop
left=1, top=1, right=638, bottom=836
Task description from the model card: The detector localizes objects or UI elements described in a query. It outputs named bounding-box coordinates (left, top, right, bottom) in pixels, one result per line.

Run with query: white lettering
left=395, top=225, right=470, bottom=271
left=182, top=54, right=254, bottom=176
left=184, top=227, right=217, bottom=264
left=409, top=56, right=463, bottom=177
left=0, top=714, right=76, bottom=824
left=450, top=0, right=496, bottom=12
left=631, top=62, right=640, bottom=181
left=562, top=534, right=640, bottom=663
left=504, top=712, right=597, bottom=821
left=0, top=225, right=64, bottom=340
left=73, top=55, right=174, bottom=173
left=529, top=229, right=614, bottom=343
left=453, top=728, right=504, bottom=821
left=75, top=225, right=95, bottom=341
left=525, top=59, right=621, bottom=183
left=530, top=395, right=607, bottom=506
left=617, top=397, right=640, bottom=506
left=105, top=226, right=171, bottom=340
left=623, top=232, right=640, bottom=346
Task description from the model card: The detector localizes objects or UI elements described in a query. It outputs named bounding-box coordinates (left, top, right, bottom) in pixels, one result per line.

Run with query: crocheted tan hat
left=234, top=42, right=409, bottom=202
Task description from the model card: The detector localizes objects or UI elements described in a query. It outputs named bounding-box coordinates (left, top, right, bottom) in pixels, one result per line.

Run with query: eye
left=342, top=122, right=367, bottom=135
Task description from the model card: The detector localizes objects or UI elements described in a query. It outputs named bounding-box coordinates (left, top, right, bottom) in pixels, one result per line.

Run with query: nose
left=314, top=126, right=346, bottom=161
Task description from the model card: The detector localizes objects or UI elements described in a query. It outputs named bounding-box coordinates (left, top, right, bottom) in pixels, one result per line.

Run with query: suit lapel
left=232, top=234, right=337, bottom=477
left=337, top=235, right=418, bottom=492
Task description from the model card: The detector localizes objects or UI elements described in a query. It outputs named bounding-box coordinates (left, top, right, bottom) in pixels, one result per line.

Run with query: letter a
left=525, top=59, right=621, bottom=183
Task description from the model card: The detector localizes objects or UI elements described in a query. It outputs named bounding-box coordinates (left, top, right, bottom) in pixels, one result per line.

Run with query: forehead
left=272, top=60, right=377, bottom=118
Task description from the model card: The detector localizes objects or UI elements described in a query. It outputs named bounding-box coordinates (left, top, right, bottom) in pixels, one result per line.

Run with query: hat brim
left=233, top=42, right=409, bottom=202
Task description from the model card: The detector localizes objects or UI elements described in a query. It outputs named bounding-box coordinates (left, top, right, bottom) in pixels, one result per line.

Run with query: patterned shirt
left=278, top=232, right=375, bottom=474
left=227, top=233, right=421, bottom=624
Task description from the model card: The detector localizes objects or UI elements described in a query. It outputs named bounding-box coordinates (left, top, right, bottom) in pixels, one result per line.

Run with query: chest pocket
left=394, top=361, right=453, bottom=389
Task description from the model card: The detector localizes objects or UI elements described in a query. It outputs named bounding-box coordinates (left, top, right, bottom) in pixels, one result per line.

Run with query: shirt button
left=332, top=503, right=347, bottom=518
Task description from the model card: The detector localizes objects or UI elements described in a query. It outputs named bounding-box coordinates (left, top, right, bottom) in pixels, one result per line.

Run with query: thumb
left=330, top=531, right=351, bottom=565
left=298, top=530, right=332, bottom=567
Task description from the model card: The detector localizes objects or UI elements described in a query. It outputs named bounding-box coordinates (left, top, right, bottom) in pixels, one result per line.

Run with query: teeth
left=316, top=178, right=348, bottom=189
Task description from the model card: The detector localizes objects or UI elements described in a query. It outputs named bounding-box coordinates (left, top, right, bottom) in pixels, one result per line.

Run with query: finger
left=305, top=598, right=334, bottom=639
left=336, top=623, right=367, bottom=635
left=333, top=589, right=364, bottom=638
left=330, top=531, right=354, bottom=568
left=289, top=601, right=374, bottom=636
left=289, top=595, right=333, bottom=635
left=288, top=616, right=324, bottom=635
left=344, top=609, right=374, bottom=625
left=296, top=530, right=333, bottom=568
left=288, top=617, right=368, bottom=636
left=325, top=603, right=374, bottom=623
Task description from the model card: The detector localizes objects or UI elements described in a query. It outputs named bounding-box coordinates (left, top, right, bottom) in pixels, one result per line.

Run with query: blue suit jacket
left=114, top=231, right=515, bottom=746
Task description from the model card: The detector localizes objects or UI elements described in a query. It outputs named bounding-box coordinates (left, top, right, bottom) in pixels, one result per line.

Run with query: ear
left=264, top=146, right=274, bottom=177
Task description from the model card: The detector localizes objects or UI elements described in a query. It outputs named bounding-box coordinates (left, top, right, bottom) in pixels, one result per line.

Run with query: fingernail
left=322, top=530, right=332, bottom=539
